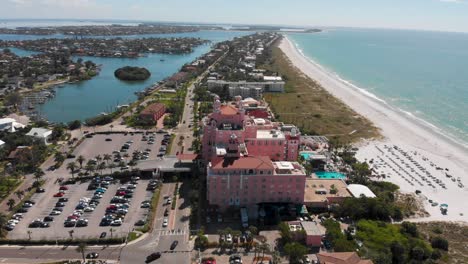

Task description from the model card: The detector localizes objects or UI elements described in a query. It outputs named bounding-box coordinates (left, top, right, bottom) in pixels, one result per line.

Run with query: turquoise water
left=315, top=171, right=346, bottom=179
left=0, top=30, right=250, bottom=122
left=300, top=153, right=313, bottom=160
left=287, top=28, right=468, bottom=148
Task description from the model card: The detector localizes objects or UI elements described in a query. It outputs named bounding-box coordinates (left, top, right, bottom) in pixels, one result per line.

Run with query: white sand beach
left=279, top=37, right=468, bottom=222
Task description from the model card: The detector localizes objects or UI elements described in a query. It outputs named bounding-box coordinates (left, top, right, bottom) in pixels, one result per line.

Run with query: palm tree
left=123, top=153, right=130, bottom=162
left=260, top=241, right=270, bottom=260
left=103, top=154, right=112, bottom=165
left=7, top=199, right=15, bottom=210
left=97, top=162, right=106, bottom=175
left=108, top=163, right=116, bottom=173
left=77, top=155, right=85, bottom=169
left=0, top=213, right=8, bottom=237
left=128, top=160, right=137, bottom=170
left=110, top=124, right=114, bottom=132
left=95, top=154, right=102, bottom=164
left=85, top=163, right=95, bottom=175
left=27, top=230, right=32, bottom=240
left=33, top=169, right=45, bottom=183
left=15, top=190, right=24, bottom=200
left=76, top=243, right=87, bottom=263
left=110, top=228, right=115, bottom=238
left=68, top=230, right=74, bottom=240
left=66, top=162, right=77, bottom=178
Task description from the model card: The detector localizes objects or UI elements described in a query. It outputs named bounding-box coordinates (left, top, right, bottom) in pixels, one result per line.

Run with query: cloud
left=7, top=0, right=33, bottom=5
left=439, top=0, right=465, bottom=3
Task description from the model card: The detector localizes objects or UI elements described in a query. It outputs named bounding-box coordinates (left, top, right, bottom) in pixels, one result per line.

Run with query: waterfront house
left=0, top=118, right=26, bottom=133
left=303, top=179, right=351, bottom=209
left=139, top=103, right=166, bottom=122
left=26, top=127, right=52, bottom=144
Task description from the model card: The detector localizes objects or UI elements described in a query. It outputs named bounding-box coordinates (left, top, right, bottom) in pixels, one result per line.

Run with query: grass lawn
left=262, top=44, right=380, bottom=143
left=0, top=177, right=22, bottom=202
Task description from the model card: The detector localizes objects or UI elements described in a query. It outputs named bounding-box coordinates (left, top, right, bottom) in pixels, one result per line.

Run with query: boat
left=160, top=59, right=165, bottom=62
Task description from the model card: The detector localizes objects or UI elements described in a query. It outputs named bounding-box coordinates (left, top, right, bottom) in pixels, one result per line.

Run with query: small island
left=114, top=66, right=151, bottom=81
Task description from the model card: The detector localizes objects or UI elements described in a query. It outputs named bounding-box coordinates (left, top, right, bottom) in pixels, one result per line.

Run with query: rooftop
left=347, top=184, right=377, bottom=198
left=263, top=76, right=283, bottom=82
left=301, top=221, right=325, bottom=236
left=220, top=105, right=239, bottom=116
left=140, top=103, right=165, bottom=116
left=317, top=252, right=374, bottom=264
left=304, top=179, right=351, bottom=204
left=26, top=127, right=52, bottom=138
left=273, top=161, right=306, bottom=175
left=256, top=129, right=285, bottom=139
left=210, top=156, right=274, bottom=170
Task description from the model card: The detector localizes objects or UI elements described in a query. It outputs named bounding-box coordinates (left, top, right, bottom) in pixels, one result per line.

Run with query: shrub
left=430, top=236, right=449, bottom=251
left=114, top=66, right=151, bottom=81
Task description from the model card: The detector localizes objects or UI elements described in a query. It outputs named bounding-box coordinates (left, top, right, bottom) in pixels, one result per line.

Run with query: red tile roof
left=211, top=156, right=274, bottom=170
left=177, top=154, right=199, bottom=161
left=317, top=252, right=373, bottom=264
left=141, top=103, right=165, bottom=115
left=220, top=105, right=239, bottom=116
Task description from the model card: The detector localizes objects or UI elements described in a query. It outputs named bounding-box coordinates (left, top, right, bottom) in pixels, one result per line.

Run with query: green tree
left=77, top=155, right=85, bottom=169
left=67, top=120, right=81, bottom=130
left=391, top=241, right=406, bottom=264
left=430, top=237, right=449, bottom=251
left=33, top=169, right=45, bottom=183
left=284, top=242, right=308, bottom=264
left=103, top=154, right=112, bottom=165
left=76, top=243, right=87, bottom=263
left=15, top=190, right=25, bottom=200
left=4, top=92, right=22, bottom=108
left=278, top=222, right=292, bottom=244
left=7, top=198, right=15, bottom=210
left=66, top=162, right=77, bottom=178
left=54, top=152, right=65, bottom=164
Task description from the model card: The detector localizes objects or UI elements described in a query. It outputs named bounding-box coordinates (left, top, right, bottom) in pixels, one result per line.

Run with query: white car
left=50, top=210, right=61, bottom=215
left=111, top=219, right=122, bottom=226
left=12, top=213, right=23, bottom=219
left=226, top=234, right=233, bottom=243
left=8, top=219, right=19, bottom=225
left=162, top=218, right=168, bottom=227
left=84, top=207, right=95, bottom=212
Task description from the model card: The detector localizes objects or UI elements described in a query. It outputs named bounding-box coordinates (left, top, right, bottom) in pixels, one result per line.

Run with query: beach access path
left=279, top=37, right=468, bottom=222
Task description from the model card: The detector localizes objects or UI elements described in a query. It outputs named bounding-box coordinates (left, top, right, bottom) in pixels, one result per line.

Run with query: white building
left=26, top=128, right=53, bottom=144
left=207, top=79, right=285, bottom=93
left=0, top=118, right=26, bottom=133
left=347, top=184, right=377, bottom=198
left=228, top=86, right=262, bottom=99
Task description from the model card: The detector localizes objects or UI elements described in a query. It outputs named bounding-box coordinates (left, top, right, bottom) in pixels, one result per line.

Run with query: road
left=170, top=50, right=228, bottom=155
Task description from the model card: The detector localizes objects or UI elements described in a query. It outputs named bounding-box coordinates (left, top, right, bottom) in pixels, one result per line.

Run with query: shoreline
left=279, top=36, right=468, bottom=222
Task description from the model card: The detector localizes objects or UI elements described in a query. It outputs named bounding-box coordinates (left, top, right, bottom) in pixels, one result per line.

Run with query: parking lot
left=7, top=176, right=157, bottom=240
left=73, top=132, right=169, bottom=169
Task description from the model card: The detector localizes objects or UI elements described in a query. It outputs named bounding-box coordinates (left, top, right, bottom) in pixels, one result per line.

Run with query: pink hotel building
left=202, top=96, right=306, bottom=213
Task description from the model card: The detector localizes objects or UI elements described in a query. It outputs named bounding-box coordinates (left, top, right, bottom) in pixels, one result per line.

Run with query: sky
left=2, top=0, right=468, bottom=33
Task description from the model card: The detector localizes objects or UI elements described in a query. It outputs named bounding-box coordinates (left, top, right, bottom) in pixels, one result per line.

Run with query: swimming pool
left=315, top=171, right=347, bottom=179
left=300, top=152, right=314, bottom=160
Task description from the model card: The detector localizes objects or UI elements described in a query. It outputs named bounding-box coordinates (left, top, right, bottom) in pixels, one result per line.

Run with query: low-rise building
left=0, top=118, right=26, bottom=133
left=26, top=127, right=52, bottom=144
left=207, top=79, right=285, bottom=93
left=228, top=85, right=262, bottom=99
left=303, top=179, right=351, bottom=209
left=139, top=103, right=166, bottom=122
left=347, top=184, right=377, bottom=198
left=317, top=252, right=374, bottom=264
left=289, top=220, right=325, bottom=247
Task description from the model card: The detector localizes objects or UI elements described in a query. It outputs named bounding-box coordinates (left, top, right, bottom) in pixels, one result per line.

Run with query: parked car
left=145, top=252, right=161, bottom=263
left=100, top=232, right=107, bottom=238
left=86, top=252, right=99, bottom=259
left=170, top=240, right=178, bottom=250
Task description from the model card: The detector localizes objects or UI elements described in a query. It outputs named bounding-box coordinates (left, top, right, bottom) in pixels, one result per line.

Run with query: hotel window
left=260, top=171, right=263, bottom=175
left=279, top=141, right=282, bottom=145
left=265, top=141, right=268, bottom=145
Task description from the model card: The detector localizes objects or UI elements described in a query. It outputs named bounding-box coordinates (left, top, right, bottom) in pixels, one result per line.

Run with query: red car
left=53, top=192, right=64, bottom=197
left=59, top=186, right=69, bottom=191
left=67, top=215, right=79, bottom=220
left=116, top=191, right=126, bottom=196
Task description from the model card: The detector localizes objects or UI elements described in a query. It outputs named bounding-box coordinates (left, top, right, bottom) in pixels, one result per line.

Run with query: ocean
left=287, top=28, right=468, bottom=148
left=0, top=30, right=250, bottom=122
